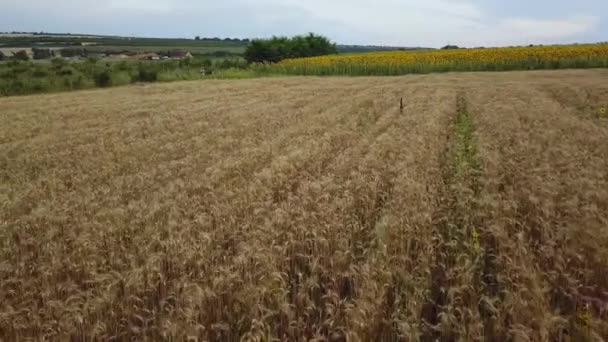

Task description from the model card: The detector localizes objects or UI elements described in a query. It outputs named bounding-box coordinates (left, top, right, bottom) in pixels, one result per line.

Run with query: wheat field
left=1, top=70, right=608, bottom=341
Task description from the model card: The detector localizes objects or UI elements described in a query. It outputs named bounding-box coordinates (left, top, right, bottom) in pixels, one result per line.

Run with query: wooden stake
left=400, top=97, right=404, bottom=113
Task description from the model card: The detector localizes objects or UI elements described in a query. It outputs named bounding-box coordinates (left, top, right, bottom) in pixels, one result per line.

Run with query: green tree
left=244, top=33, right=337, bottom=63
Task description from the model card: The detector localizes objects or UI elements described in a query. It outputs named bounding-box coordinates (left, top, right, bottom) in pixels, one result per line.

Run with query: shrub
left=0, top=50, right=5, bottom=61
left=30, top=78, right=51, bottom=92
left=158, top=69, right=201, bottom=82
left=137, top=65, right=159, bottom=82
left=94, top=70, right=112, bottom=87
left=0, top=69, right=12, bottom=79
left=32, top=67, right=50, bottom=78
left=111, top=71, right=132, bottom=86
left=194, top=57, right=213, bottom=68
left=214, top=58, right=248, bottom=69
left=51, top=58, right=67, bottom=69
left=116, top=61, right=132, bottom=71
left=8, top=60, right=32, bottom=74
left=59, top=66, right=79, bottom=76
left=178, top=58, right=192, bottom=68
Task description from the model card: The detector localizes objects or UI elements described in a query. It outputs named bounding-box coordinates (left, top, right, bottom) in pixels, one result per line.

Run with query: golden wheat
left=1, top=70, right=607, bottom=340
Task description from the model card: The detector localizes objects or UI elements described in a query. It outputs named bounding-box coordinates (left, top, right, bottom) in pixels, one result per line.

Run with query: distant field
left=85, top=44, right=246, bottom=55
left=0, top=46, right=66, bottom=56
left=0, top=47, right=34, bottom=55
left=0, top=33, right=36, bottom=38
left=0, top=35, right=249, bottom=56
left=0, top=34, right=433, bottom=58
left=0, top=45, right=245, bottom=59
left=1, top=70, right=607, bottom=340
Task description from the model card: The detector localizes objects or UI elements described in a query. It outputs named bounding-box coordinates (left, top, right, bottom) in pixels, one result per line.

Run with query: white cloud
left=500, top=15, right=600, bottom=39
left=453, top=15, right=601, bottom=47
left=0, top=0, right=604, bottom=47
left=108, top=0, right=173, bottom=13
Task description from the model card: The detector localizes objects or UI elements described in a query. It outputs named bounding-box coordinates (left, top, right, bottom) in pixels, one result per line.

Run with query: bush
left=244, top=33, right=337, bottom=64
left=111, top=71, right=132, bottom=86
left=157, top=69, right=199, bottom=82
left=214, top=58, right=248, bottom=69
left=116, top=61, right=132, bottom=71
left=137, top=65, right=159, bottom=82
left=0, top=51, right=5, bottom=61
left=30, top=78, right=51, bottom=92
left=58, top=66, right=77, bottom=76
left=94, top=70, right=112, bottom=87
left=8, top=60, right=31, bottom=74
left=193, top=57, right=213, bottom=68
left=0, top=69, right=12, bottom=79
left=32, top=67, right=50, bottom=78
left=61, top=70, right=87, bottom=90
left=178, top=58, right=192, bottom=68
left=51, top=58, right=67, bottom=69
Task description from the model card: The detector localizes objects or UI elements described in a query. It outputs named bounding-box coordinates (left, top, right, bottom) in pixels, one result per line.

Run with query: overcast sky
left=1, top=0, right=606, bottom=47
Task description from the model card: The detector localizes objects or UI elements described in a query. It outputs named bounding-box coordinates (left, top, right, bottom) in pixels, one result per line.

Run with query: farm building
left=169, top=50, right=193, bottom=59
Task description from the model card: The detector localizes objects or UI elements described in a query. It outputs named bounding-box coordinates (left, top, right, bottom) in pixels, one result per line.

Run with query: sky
left=0, top=0, right=606, bottom=47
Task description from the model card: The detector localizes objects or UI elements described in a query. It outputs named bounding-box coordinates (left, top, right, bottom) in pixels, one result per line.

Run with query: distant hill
left=1, top=32, right=435, bottom=57
left=0, top=33, right=248, bottom=56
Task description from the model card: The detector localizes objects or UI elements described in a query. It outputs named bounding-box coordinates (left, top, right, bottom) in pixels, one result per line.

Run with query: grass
left=6, top=43, right=608, bottom=97
left=0, top=57, right=248, bottom=96
left=1, top=70, right=607, bottom=340
left=0, top=60, right=187, bottom=95
left=208, top=68, right=290, bottom=79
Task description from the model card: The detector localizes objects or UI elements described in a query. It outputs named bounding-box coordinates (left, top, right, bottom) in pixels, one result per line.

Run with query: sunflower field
left=260, top=44, right=608, bottom=75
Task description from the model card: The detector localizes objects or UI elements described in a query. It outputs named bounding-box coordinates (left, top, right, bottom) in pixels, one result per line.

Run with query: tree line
left=194, top=36, right=249, bottom=43
left=244, top=33, right=337, bottom=63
